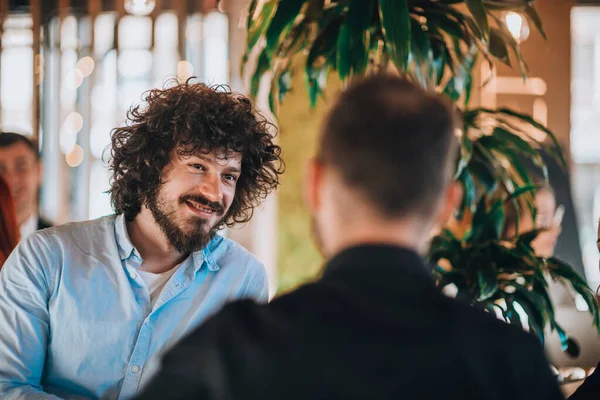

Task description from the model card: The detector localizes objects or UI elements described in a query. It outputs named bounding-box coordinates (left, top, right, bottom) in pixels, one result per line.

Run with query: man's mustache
left=180, top=194, right=224, bottom=214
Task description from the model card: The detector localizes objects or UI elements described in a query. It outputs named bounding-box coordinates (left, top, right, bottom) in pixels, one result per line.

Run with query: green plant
left=431, top=189, right=600, bottom=349
left=243, top=0, right=600, bottom=346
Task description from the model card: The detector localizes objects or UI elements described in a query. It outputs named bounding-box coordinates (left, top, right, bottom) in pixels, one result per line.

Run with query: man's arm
left=135, top=300, right=268, bottom=400
left=242, top=260, right=269, bottom=303
left=510, top=332, right=565, bottom=400
left=0, top=232, right=62, bottom=399
left=567, top=362, right=600, bottom=399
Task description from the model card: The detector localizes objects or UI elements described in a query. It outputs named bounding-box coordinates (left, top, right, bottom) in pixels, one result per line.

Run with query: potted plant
left=242, top=0, right=600, bottom=349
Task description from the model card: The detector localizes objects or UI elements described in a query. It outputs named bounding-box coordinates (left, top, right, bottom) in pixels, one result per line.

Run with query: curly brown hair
left=108, top=80, right=284, bottom=226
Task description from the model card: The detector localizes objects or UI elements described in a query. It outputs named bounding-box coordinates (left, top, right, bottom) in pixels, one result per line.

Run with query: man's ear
left=303, top=158, right=324, bottom=214
left=437, top=180, right=463, bottom=227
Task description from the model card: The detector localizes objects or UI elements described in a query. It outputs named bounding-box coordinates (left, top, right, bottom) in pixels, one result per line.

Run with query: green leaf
left=431, top=37, right=448, bottom=85
left=483, top=0, right=529, bottom=11
left=424, top=7, right=468, bottom=39
left=546, top=258, right=600, bottom=335
left=378, top=0, right=411, bottom=72
left=489, top=28, right=510, bottom=67
left=503, top=148, right=533, bottom=186
left=477, top=264, right=499, bottom=301
left=278, top=70, right=293, bottom=102
left=492, top=127, right=536, bottom=155
left=250, top=50, right=271, bottom=97
left=306, top=15, right=343, bottom=106
left=470, top=196, right=488, bottom=242
left=554, top=322, right=569, bottom=351
left=306, top=66, right=330, bottom=108
left=488, top=14, right=528, bottom=78
left=246, top=1, right=278, bottom=54
left=273, top=19, right=309, bottom=62
left=410, top=17, right=434, bottom=87
left=513, top=286, right=549, bottom=344
left=264, top=0, right=307, bottom=59
left=337, top=0, right=374, bottom=81
left=506, top=296, right=524, bottom=330
left=504, top=184, right=540, bottom=203
left=468, top=160, right=496, bottom=192
left=443, top=45, right=477, bottom=103
left=524, top=5, right=547, bottom=41
left=486, top=200, right=505, bottom=240
left=458, top=170, right=475, bottom=218
left=465, top=0, right=490, bottom=40
left=247, top=0, right=258, bottom=33
left=495, top=108, right=566, bottom=168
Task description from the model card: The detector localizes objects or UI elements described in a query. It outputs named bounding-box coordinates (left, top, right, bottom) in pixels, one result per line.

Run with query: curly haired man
left=0, top=81, right=284, bottom=399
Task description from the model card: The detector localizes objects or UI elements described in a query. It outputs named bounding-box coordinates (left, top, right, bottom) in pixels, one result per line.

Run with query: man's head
left=304, top=75, right=461, bottom=256
left=0, top=132, right=41, bottom=225
left=109, top=81, right=283, bottom=253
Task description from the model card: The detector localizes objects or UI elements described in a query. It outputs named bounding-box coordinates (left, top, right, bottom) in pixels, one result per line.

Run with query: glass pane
left=119, top=16, right=152, bottom=50
left=89, top=159, right=113, bottom=220
left=202, top=11, right=228, bottom=85
left=1, top=47, right=33, bottom=133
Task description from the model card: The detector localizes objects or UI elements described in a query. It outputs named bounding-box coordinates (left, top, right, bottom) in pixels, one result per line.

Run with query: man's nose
left=199, top=172, right=223, bottom=203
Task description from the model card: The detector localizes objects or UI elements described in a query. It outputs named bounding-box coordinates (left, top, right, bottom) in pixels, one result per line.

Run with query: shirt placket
left=118, top=256, right=197, bottom=399
left=117, top=253, right=152, bottom=399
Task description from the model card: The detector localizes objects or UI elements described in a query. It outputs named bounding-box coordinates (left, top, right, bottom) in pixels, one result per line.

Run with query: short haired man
left=136, top=76, right=563, bottom=400
left=0, top=82, right=283, bottom=399
left=0, top=132, right=52, bottom=239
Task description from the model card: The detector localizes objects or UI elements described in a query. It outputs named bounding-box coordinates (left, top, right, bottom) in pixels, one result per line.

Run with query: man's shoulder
left=39, top=215, right=117, bottom=241
left=208, top=235, right=265, bottom=272
left=447, top=296, right=545, bottom=356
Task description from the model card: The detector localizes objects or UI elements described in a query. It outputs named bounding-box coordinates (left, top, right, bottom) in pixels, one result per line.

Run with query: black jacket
left=136, top=245, right=564, bottom=400
left=568, top=363, right=600, bottom=399
left=37, top=217, right=52, bottom=230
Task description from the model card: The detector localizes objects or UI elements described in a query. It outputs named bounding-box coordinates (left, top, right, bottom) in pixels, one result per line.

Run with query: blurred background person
left=0, top=176, right=19, bottom=268
left=502, top=182, right=563, bottom=258
left=0, top=132, right=52, bottom=240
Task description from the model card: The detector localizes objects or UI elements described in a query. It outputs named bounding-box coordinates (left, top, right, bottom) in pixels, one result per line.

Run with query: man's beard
left=147, top=189, right=225, bottom=254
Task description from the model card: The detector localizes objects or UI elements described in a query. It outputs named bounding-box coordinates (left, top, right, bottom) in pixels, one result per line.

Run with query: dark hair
left=109, top=80, right=284, bottom=224
left=0, top=132, right=40, bottom=160
left=319, top=75, right=458, bottom=218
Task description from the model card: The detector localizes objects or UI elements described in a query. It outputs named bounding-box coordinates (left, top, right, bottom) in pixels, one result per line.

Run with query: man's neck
left=325, top=219, right=430, bottom=259
left=127, top=207, right=188, bottom=273
left=17, top=207, right=36, bottom=227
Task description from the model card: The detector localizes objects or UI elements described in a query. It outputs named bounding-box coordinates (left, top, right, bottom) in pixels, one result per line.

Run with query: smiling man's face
left=146, top=148, right=242, bottom=253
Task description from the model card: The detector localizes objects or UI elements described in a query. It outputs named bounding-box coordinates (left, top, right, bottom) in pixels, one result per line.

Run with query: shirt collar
left=323, top=244, right=433, bottom=283
left=114, top=214, right=220, bottom=272
left=115, top=214, right=138, bottom=261
left=19, top=213, right=39, bottom=240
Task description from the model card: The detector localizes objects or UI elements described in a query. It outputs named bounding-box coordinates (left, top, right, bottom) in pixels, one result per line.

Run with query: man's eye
left=223, top=174, right=237, bottom=182
left=190, top=164, right=205, bottom=171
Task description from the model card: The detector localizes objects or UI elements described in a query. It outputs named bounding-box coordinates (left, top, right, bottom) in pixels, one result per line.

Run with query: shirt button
left=131, top=365, right=140, bottom=373
left=130, top=272, right=137, bottom=279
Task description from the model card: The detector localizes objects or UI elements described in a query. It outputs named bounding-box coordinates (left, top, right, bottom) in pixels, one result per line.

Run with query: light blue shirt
left=0, top=214, right=268, bottom=399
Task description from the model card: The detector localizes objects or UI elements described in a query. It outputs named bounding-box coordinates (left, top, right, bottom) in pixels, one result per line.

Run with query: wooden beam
left=174, top=0, right=187, bottom=61
left=31, top=0, right=41, bottom=139
left=150, top=0, right=163, bottom=51
left=0, top=0, right=8, bottom=127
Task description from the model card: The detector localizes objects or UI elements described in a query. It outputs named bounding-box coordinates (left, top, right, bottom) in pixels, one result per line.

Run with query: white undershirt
left=19, top=214, right=39, bottom=240
left=138, top=264, right=181, bottom=305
